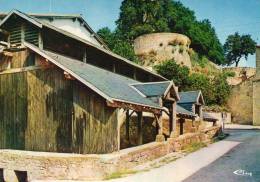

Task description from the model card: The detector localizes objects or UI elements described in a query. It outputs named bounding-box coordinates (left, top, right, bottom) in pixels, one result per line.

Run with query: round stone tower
left=134, top=33, right=192, bottom=68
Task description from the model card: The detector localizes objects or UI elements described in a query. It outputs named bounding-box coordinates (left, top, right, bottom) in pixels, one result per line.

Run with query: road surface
left=183, top=129, right=260, bottom=182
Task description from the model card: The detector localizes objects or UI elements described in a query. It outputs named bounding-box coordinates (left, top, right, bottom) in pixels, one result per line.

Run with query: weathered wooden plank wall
left=73, top=82, right=119, bottom=154
left=26, top=69, right=73, bottom=152
left=0, top=53, right=119, bottom=154
left=0, top=72, right=27, bottom=149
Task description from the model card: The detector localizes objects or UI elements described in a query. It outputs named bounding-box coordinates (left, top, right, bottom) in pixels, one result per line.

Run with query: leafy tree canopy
left=154, top=60, right=231, bottom=105
left=223, top=32, right=256, bottom=67
left=154, top=60, right=190, bottom=90
left=115, top=0, right=225, bottom=64
left=97, top=27, right=139, bottom=62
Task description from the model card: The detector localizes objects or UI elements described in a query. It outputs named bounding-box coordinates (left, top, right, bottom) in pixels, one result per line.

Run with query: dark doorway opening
left=14, top=170, right=28, bottom=182
left=0, top=168, right=5, bottom=182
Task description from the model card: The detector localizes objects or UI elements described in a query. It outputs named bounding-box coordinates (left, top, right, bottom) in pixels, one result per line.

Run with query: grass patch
left=149, top=155, right=180, bottom=169
left=104, top=170, right=138, bottom=180
left=182, top=142, right=207, bottom=153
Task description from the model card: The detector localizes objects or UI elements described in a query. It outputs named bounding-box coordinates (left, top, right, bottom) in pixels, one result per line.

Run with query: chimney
left=256, top=46, right=260, bottom=78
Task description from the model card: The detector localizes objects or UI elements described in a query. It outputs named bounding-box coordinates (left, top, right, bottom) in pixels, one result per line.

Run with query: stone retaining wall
left=0, top=126, right=221, bottom=181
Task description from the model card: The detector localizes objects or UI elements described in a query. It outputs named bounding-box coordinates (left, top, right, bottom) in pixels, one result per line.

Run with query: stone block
left=155, top=134, right=165, bottom=142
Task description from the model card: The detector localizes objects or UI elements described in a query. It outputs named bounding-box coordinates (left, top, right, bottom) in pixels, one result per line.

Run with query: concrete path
left=99, top=140, right=239, bottom=182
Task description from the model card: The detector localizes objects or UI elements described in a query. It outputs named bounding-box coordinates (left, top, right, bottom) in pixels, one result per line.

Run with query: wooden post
left=180, top=119, right=185, bottom=135
left=137, top=112, right=143, bottom=145
left=133, top=68, right=137, bottom=80
left=83, top=49, right=87, bottom=63
left=169, top=109, right=173, bottom=134
left=113, top=63, right=116, bottom=73
left=199, top=105, right=203, bottom=118
left=155, top=114, right=165, bottom=142
left=126, top=110, right=130, bottom=142
left=38, top=31, right=43, bottom=49
left=170, top=101, right=177, bottom=138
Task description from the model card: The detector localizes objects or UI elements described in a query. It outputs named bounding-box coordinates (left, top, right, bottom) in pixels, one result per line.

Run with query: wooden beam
left=64, top=71, right=76, bottom=80
left=0, top=29, right=9, bottom=35
left=107, top=100, right=161, bottom=115
left=169, top=109, right=173, bottom=134
left=0, top=41, right=9, bottom=47
left=177, top=113, right=196, bottom=120
left=83, top=49, right=87, bottom=63
left=180, top=118, right=185, bottom=135
left=2, top=51, right=13, bottom=57
left=137, top=112, right=143, bottom=145
left=129, top=110, right=135, bottom=117
left=0, top=65, right=52, bottom=75
left=170, top=102, right=177, bottom=138
left=126, top=110, right=130, bottom=142
left=112, top=63, right=116, bottom=73
left=199, top=105, right=203, bottom=118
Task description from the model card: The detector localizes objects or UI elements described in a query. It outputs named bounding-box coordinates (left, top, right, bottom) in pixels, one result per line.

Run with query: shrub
left=179, top=46, right=185, bottom=54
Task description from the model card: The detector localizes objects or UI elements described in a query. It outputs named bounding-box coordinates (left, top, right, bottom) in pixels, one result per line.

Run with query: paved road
left=183, top=129, right=260, bottom=182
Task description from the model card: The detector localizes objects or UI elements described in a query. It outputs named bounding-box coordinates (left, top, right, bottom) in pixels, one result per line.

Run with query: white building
left=0, top=12, right=107, bottom=49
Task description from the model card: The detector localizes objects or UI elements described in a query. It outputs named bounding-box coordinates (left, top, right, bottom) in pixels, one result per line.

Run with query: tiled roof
left=178, top=91, right=202, bottom=104
left=25, top=42, right=164, bottom=110
left=131, top=81, right=172, bottom=97
left=177, top=105, right=196, bottom=118
left=177, top=103, right=193, bottom=113
left=44, top=50, right=163, bottom=109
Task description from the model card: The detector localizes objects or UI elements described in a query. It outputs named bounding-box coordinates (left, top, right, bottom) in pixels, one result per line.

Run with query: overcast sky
left=0, top=0, right=259, bottom=67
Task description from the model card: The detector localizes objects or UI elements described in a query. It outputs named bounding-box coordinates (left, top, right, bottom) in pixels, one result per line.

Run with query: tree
left=154, top=60, right=231, bottom=105
left=97, top=27, right=116, bottom=49
left=112, top=40, right=139, bottom=63
left=154, top=60, right=190, bottom=90
left=115, top=0, right=225, bottom=65
left=97, top=27, right=139, bottom=62
left=224, top=32, right=256, bottom=67
left=185, top=73, right=215, bottom=105
left=213, top=73, right=231, bottom=105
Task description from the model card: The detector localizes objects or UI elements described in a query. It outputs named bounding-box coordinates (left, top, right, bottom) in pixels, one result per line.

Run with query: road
left=183, top=129, right=260, bottom=182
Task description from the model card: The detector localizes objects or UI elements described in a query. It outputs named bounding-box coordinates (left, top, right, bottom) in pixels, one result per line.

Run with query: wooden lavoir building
left=0, top=10, right=197, bottom=154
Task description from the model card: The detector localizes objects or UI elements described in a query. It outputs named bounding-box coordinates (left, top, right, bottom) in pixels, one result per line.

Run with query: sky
left=0, top=0, right=259, bottom=67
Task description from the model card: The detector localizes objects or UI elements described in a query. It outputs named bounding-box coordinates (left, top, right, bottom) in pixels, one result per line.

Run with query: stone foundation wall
left=0, top=126, right=221, bottom=181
